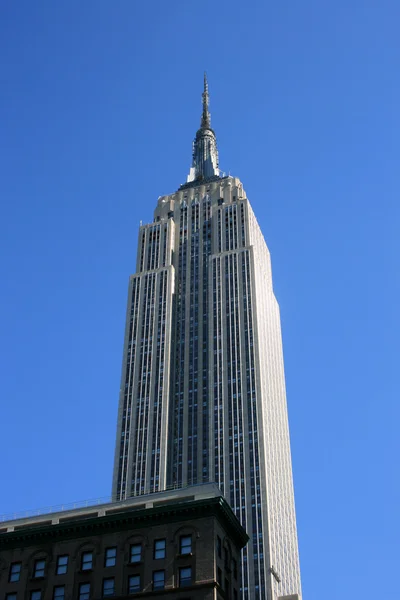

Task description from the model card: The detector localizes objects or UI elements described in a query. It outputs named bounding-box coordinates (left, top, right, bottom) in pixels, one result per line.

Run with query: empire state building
left=112, top=75, right=302, bottom=600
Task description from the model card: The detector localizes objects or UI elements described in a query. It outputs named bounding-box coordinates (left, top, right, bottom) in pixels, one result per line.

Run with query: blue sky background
left=1, top=1, right=399, bottom=598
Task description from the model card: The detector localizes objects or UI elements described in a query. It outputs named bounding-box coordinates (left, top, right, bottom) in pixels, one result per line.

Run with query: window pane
left=34, top=559, right=45, bottom=577
left=232, top=558, right=237, bottom=579
left=56, top=555, right=69, bottom=575
left=179, top=566, right=192, bottom=587
left=9, top=562, right=22, bottom=582
left=31, top=593, right=41, bottom=600
left=53, top=586, right=65, bottom=600
left=6, top=594, right=17, bottom=600
left=128, top=575, right=141, bottom=593
left=103, top=578, right=115, bottom=596
left=105, top=547, right=117, bottom=567
left=81, top=552, right=93, bottom=570
left=154, top=539, right=166, bottom=559
left=180, top=535, right=192, bottom=554
left=130, top=544, right=141, bottom=563
left=153, top=570, right=165, bottom=590
left=79, top=583, right=90, bottom=600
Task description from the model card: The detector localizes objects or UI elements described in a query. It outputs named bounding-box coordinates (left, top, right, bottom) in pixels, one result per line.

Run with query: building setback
left=0, top=484, right=247, bottom=599
left=112, top=75, right=302, bottom=600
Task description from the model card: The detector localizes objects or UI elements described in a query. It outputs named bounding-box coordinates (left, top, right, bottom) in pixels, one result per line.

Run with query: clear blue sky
left=1, top=2, right=399, bottom=598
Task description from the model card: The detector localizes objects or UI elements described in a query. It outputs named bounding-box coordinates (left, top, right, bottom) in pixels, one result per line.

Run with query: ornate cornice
left=0, top=497, right=248, bottom=551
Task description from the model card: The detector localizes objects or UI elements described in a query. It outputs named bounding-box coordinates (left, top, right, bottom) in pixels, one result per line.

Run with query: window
left=180, top=535, right=192, bottom=555
left=30, top=593, right=41, bottom=600
left=78, top=583, right=90, bottom=600
left=9, top=562, right=21, bottom=582
left=232, top=558, right=237, bottom=579
left=224, top=548, right=228, bottom=566
left=105, top=547, right=117, bottom=567
left=81, top=551, right=93, bottom=571
left=130, top=544, right=141, bottom=563
left=217, top=567, right=222, bottom=586
left=154, top=539, right=166, bottom=559
left=128, top=575, right=141, bottom=593
left=103, top=578, right=115, bottom=597
left=6, top=594, right=17, bottom=600
left=217, top=536, right=222, bottom=558
left=179, top=566, right=192, bottom=587
left=153, top=570, right=165, bottom=590
left=53, top=587, right=65, bottom=600
left=33, top=559, right=45, bottom=578
left=56, top=555, right=68, bottom=575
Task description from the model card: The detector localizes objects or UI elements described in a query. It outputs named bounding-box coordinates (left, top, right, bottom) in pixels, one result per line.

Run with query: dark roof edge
left=0, top=496, right=248, bottom=550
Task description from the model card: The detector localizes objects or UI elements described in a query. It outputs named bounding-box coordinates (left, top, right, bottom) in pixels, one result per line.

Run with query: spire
left=186, top=73, right=220, bottom=184
left=201, top=72, right=211, bottom=129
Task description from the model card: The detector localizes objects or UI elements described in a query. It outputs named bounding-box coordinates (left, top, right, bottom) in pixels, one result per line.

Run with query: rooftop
left=0, top=483, right=249, bottom=550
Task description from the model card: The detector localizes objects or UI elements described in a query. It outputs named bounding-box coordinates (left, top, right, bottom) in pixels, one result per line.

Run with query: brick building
left=0, top=484, right=248, bottom=600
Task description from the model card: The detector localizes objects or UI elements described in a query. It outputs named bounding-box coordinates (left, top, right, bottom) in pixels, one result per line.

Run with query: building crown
left=186, top=73, right=220, bottom=184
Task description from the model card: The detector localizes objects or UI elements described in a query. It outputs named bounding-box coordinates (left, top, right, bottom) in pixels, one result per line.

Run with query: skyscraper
left=112, top=75, right=302, bottom=600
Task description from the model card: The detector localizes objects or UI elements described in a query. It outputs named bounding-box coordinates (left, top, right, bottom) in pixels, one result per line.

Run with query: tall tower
left=112, top=75, right=302, bottom=600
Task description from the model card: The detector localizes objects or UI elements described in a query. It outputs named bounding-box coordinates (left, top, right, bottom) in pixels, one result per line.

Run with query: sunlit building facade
left=112, top=75, right=302, bottom=600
